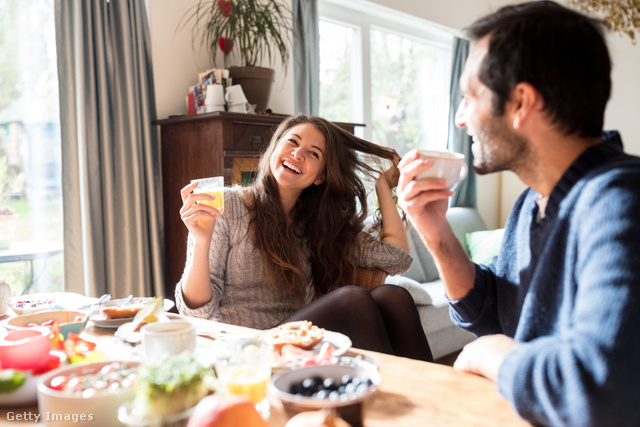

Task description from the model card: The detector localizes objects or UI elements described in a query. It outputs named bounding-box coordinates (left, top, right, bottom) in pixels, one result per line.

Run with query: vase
left=228, top=66, right=275, bottom=113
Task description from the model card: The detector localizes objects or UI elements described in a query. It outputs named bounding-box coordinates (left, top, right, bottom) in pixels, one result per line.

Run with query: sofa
left=386, top=207, right=499, bottom=360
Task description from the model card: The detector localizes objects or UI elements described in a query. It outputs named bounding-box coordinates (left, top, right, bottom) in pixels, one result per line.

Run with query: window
left=319, top=0, right=453, bottom=155
left=0, top=0, right=64, bottom=295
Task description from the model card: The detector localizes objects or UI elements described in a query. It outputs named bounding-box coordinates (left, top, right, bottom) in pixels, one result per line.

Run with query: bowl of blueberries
left=268, top=363, right=381, bottom=427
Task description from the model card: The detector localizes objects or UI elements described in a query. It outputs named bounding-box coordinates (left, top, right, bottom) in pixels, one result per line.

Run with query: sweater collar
left=537, top=131, right=624, bottom=221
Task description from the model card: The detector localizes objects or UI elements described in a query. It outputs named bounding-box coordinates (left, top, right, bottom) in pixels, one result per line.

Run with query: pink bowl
left=0, top=326, right=51, bottom=370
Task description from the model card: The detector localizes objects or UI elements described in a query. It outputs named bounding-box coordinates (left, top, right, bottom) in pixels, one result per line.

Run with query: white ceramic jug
left=0, top=277, right=11, bottom=316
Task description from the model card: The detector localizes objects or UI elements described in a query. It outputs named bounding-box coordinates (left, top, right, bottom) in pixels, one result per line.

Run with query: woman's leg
left=279, top=286, right=394, bottom=355
left=279, top=285, right=433, bottom=362
left=370, top=285, right=433, bottom=362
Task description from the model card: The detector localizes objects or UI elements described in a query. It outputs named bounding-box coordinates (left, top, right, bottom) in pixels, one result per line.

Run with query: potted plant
left=0, top=154, right=23, bottom=249
left=180, top=0, right=293, bottom=112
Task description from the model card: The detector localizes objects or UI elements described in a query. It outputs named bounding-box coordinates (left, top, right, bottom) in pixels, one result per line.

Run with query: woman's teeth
left=283, top=160, right=301, bottom=174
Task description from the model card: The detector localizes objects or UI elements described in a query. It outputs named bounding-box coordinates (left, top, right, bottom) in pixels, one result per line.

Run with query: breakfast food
left=267, top=321, right=325, bottom=351
left=130, top=352, right=212, bottom=420
left=10, top=298, right=55, bottom=315
left=187, top=395, right=267, bottom=427
left=101, top=304, right=145, bottom=319
left=46, top=362, right=137, bottom=398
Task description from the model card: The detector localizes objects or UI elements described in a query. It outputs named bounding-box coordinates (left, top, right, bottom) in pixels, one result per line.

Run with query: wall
left=148, top=0, right=640, bottom=229
left=148, top=0, right=293, bottom=120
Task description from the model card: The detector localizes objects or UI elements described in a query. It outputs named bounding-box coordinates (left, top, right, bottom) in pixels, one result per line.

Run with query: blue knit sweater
left=449, top=131, right=640, bottom=427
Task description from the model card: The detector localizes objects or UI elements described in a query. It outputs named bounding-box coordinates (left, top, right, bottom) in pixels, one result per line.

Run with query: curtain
left=448, top=37, right=476, bottom=208
left=293, top=0, right=319, bottom=115
left=54, top=0, right=164, bottom=298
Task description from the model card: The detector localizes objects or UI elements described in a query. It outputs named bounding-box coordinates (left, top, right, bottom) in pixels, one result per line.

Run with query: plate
left=270, top=330, right=352, bottom=370
left=90, top=298, right=175, bottom=328
left=310, top=331, right=352, bottom=356
left=114, top=321, right=142, bottom=346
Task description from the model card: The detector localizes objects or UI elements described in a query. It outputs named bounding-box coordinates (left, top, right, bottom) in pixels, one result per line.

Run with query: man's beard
left=471, top=116, right=530, bottom=175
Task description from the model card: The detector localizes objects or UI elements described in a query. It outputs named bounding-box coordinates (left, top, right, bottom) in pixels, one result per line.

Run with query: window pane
left=319, top=19, right=360, bottom=123
left=0, top=0, right=64, bottom=295
left=370, top=28, right=451, bottom=155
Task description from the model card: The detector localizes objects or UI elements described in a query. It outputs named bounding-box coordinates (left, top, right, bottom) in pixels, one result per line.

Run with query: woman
left=175, top=114, right=432, bottom=361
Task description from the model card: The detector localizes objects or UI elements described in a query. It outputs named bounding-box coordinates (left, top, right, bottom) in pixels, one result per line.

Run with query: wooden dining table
left=0, top=313, right=532, bottom=427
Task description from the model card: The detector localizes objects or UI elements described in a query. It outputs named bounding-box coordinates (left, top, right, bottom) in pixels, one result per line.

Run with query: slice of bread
left=101, top=304, right=144, bottom=319
left=267, top=320, right=325, bottom=351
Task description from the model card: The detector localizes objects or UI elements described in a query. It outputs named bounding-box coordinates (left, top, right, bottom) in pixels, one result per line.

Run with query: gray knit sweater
left=175, top=187, right=413, bottom=329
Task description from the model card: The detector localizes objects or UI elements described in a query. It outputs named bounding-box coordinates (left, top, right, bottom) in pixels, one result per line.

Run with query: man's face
left=455, top=36, right=529, bottom=175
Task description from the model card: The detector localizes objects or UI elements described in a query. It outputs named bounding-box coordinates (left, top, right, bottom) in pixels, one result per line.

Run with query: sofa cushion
left=384, top=275, right=432, bottom=305
left=465, top=228, right=505, bottom=265
left=402, top=207, right=488, bottom=283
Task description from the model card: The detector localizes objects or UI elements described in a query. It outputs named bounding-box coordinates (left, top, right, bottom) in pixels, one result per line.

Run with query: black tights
left=279, top=285, right=433, bottom=362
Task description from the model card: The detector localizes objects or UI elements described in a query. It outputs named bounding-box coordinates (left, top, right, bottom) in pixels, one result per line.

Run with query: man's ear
left=509, top=82, right=540, bottom=129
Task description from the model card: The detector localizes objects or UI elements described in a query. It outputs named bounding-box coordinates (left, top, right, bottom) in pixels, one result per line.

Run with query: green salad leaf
left=0, top=369, right=27, bottom=394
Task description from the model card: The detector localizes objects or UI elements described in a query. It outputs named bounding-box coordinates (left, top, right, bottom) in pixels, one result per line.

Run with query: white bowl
left=9, top=296, right=56, bottom=315
left=37, top=361, right=139, bottom=427
left=268, top=363, right=380, bottom=427
left=5, top=310, right=88, bottom=339
left=0, top=351, right=66, bottom=407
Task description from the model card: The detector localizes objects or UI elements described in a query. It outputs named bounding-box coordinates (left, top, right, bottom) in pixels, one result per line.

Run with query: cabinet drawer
left=231, top=123, right=277, bottom=151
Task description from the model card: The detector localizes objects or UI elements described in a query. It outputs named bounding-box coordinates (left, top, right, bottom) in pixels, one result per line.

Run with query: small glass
left=191, top=176, right=224, bottom=212
left=220, top=337, right=273, bottom=418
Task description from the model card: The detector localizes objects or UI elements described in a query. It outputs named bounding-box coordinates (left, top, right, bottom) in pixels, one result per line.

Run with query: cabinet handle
left=250, top=136, right=265, bottom=146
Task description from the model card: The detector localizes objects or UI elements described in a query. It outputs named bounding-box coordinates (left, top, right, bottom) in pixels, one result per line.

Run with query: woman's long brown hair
left=243, top=114, right=397, bottom=304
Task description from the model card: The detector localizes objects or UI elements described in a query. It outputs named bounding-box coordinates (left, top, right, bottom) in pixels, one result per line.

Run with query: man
left=397, top=1, right=640, bottom=426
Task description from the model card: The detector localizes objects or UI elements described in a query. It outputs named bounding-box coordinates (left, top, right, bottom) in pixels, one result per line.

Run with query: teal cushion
left=465, top=229, right=505, bottom=265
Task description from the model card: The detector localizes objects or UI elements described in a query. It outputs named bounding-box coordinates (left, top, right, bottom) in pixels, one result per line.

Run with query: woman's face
left=269, top=123, right=327, bottom=193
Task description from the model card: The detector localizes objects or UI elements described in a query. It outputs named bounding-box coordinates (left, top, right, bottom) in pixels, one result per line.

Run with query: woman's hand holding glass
left=180, top=181, right=223, bottom=244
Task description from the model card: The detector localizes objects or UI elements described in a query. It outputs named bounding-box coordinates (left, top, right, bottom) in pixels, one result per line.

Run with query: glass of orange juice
left=221, top=337, right=273, bottom=417
left=191, top=176, right=224, bottom=212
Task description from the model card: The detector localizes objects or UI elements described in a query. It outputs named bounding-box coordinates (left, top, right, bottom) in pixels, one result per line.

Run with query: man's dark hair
left=465, top=0, right=611, bottom=138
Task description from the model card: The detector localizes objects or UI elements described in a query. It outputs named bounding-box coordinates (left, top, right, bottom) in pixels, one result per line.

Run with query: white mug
left=415, top=149, right=468, bottom=190
left=141, top=320, right=196, bottom=359
left=225, top=85, right=248, bottom=105
left=228, top=103, right=250, bottom=113
left=205, top=84, right=225, bottom=106
left=205, top=104, right=225, bottom=113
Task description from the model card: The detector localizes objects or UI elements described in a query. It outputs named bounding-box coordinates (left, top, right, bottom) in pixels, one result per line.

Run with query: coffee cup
left=415, top=150, right=468, bottom=190
left=205, top=104, right=225, bottom=113
left=205, top=84, right=225, bottom=106
left=141, top=320, right=196, bottom=359
left=228, top=103, right=250, bottom=113
left=225, top=85, right=248, bottom=105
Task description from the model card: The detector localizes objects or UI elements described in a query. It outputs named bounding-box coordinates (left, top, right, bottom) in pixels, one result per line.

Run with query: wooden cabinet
left=154, top=112, right=360, bottom=297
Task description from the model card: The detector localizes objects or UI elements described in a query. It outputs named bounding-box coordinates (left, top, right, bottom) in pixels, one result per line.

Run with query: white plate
left=310, top=330, right=351, bottom=356
left=114, top=321, right=142, bottom=345
left=90, top=298, right=175, bottom=328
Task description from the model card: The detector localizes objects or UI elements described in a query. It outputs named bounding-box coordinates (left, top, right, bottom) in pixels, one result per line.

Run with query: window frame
left=318, top=0, right=454, bottom=143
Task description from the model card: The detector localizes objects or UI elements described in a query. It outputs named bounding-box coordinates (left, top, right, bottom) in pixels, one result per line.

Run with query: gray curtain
left=293, top=0, right=319, bottom=115
left=448, top=37, right=476, bottom=208
left=54, top=0, right=164, bottom=298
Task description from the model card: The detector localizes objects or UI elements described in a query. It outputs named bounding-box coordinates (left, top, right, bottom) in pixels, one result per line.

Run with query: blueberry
left=323, top=378, right=336, bottom=390
left=314, top=389, right=328, bottom=399
left=289, top=382, right=303, bottom=394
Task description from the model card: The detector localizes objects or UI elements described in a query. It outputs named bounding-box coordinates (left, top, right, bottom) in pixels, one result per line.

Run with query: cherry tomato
left=100, top=364, right=115, bottom=375
left=49, top=375, right=70, bottom=391
left=64, top=376, right=83, bottom=393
